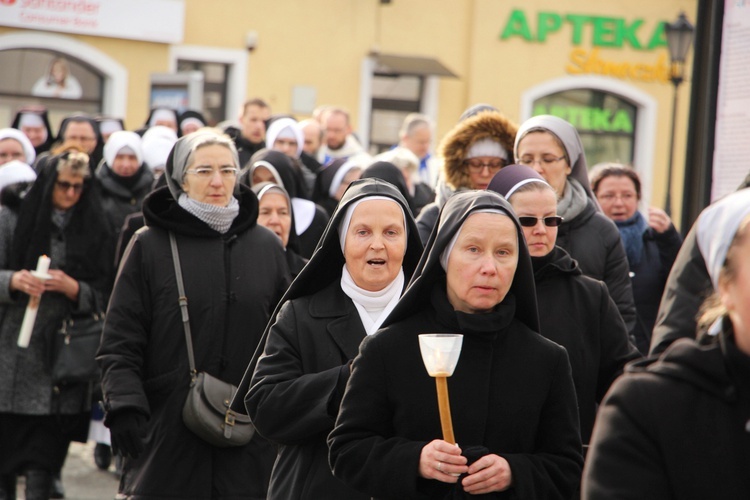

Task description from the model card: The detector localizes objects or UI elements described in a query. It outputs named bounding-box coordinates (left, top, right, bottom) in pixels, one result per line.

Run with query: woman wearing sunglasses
left=0, top=151, right=113, bottom=499
left=514, top=116, right=637, bottom=340
left=489, top=165, right=640, bottom=454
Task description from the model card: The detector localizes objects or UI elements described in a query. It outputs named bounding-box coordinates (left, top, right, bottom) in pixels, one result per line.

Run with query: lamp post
left=663, top=12, right=695, bottom=216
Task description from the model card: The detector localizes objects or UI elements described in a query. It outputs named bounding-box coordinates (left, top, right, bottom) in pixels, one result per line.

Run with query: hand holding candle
left=418, top=334, right=463, bottom=444
left=17, top=255, right=52, bottom=348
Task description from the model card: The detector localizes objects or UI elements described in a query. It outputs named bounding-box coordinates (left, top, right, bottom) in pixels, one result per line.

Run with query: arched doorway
left=0, top=31, right=127, bottom=134
left=521, top=76, right=657, bottom=204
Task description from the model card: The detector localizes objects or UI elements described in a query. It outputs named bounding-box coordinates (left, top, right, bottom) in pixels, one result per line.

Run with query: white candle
left=17, top=255, right=51, bottom=348
left=36, top=255, right=51, bottom=275
left=17, top=303, right=38, bottom=348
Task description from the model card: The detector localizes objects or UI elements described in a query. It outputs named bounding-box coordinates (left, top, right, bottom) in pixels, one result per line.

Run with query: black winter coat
left=97, top=186, right=291, bottom=500
left=583, top=329, right=750, bottom=499
left=95, top=162, right=154, bottom=241
left=329, top=287, right=583, bottom=500
left=650, top=226, right=709, bottom=355
left=329, top=190, right=582, bottom=500
left=629, top=225, right=682, bottom=353
left=248, top=283, right=369, bottom=499
left=244, top=178, right=423, bottom=500
left=533, top=246, right=641, bottom=444
left=556, top=198, right=637, bottom=334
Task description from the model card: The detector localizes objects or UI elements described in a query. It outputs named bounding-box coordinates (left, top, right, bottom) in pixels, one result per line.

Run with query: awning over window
left=372, top=53, right=458, bottom=78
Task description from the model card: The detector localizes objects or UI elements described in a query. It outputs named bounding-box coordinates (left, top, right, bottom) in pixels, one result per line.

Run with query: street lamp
left=663, top=12, right=695, bottom=216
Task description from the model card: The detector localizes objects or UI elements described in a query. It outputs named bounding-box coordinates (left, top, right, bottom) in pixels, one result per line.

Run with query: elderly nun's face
left=335, top=167, right=362, bottom=201
left=516, top=131, right=570, bottom=198
left=252, top=165, right=276, bottom=186
left=0, top=138, right=25, bottom=166
left=446, top=212, right=518, bottom=314
left=258, top=192, right=292, bottom=248
left=181, top=144, right=238, bottom=206
left=112, top=150, right=140, bottom=177
left=344, top=199, right=406, bottom=292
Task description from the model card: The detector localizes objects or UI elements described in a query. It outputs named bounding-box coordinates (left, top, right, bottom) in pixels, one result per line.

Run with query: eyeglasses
left=518, top=216, right=564, bottom=228
left=185, top=166, right=239, bottom=179
left=598, top=192, right=637, bottom=202
left=464, top=159, right=508, bottom=173
left=517, top=156, right=566, bottom=167
left=55, top=180, right=84, bottom=194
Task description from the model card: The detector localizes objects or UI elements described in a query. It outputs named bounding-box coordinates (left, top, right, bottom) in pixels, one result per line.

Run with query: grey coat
left=0, top=209, right=101, bottom=415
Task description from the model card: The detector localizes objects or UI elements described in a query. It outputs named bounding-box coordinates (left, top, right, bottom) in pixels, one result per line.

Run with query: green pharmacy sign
left=500, top=9, right=667, bottom=50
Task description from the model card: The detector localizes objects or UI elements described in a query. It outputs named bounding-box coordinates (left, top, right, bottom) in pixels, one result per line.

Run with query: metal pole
left=664, top=81, right=680, bottom=217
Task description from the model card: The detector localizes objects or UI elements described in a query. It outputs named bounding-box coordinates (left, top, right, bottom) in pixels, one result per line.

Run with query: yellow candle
left=435, top=375, right=455, bottom=444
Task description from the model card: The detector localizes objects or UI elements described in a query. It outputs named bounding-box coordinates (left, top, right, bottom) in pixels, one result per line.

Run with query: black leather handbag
left=51, top=312, right=104, bottom=385
left=169, top=232, right=255, bottom=447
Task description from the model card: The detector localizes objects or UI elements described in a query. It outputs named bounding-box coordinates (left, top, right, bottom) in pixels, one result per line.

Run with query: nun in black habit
left=11, top=107, right=55, bottom=157
left=243, top=178, right=423, bottom=500
left=244, top=149, right=329, bottom=259
left=361, top=160, right=416, bottom=216
left=251, top=181, right=308, bottom=278
left=328, top=190, right=583, bottom=499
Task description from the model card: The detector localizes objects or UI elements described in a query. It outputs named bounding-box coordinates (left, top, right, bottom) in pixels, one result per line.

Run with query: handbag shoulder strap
left=169, top=231, right=197, bottom=380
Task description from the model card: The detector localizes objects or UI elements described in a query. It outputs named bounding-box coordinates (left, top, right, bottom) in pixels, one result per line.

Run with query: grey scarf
left=557, top=177, right=588, bottom=222
left=178, top=193, right=239, bottom=234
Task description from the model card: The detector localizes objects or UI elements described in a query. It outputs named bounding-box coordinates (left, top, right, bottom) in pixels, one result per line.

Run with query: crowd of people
left=0, top=97, right=747, bottom=500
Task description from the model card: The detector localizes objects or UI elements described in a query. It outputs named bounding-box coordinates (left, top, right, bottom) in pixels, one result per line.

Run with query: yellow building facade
left=0, top=0, right=697, bottom=219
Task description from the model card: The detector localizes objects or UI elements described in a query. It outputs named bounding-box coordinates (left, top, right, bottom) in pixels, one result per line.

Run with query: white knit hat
left=466, top=138, right=507, bottom=160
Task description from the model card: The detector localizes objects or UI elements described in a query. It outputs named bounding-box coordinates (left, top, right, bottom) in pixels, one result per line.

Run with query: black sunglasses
left=518, top=216, right=563, bottom=228
left=55, top=180, right=84, bottom=194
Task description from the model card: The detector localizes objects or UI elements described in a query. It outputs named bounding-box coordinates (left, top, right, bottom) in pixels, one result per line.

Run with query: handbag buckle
left=225, top=411, right=236, bottom=427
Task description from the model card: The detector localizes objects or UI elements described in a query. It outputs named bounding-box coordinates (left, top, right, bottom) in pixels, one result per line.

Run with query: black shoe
left=26, top=470, right=53, bottom=500
left=0, top=473, right=16, bottom=500
left=49, top=472, right=64, bottom=499
left=94, top=443, right=112, bottom=471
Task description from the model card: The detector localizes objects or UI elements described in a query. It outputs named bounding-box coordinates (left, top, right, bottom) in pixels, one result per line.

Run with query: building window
left=177, top=59, right=229, bottom=125
left=0, top=48, right=103, bottom=131
left=369, top=74, right=423, bottom=155
left=532, top=89, right=637, bottom=167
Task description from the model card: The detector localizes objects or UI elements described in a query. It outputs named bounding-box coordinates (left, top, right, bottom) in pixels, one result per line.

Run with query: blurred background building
left=0, top=0, right=740, bottom=229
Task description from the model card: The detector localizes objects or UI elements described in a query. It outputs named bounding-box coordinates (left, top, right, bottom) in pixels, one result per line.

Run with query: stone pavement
left=15, top=442, right=120, bottom=500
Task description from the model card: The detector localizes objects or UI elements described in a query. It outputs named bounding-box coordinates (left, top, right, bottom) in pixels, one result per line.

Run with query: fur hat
left=438, top=111, right=517, bottom=191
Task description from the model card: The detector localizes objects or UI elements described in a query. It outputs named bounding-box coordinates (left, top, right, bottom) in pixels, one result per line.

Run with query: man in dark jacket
left=224, top=98, right=270, bottom=168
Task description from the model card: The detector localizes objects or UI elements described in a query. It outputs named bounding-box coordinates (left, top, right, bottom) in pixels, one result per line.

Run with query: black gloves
left=108, top=411, right=147, bottom=459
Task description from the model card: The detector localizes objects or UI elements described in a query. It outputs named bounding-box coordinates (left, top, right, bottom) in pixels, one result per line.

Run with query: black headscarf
left=313, top=158, right=347, bottom=205
left=361, top=161, right=415, bottom=216
left=11, top=106, right=55, bottom=155
left=250, top=181, right=301, bottom=255
left=283, top=177, right=423, bottom=300
left=10, top=151, right=112, bottom=285
left=244, top=149, right=308, bottom=200
left=178, top=110, right=207, bottom=135
left=384, top=189, right=539, bottom=333
left=231, top=177, right=424, bottom=413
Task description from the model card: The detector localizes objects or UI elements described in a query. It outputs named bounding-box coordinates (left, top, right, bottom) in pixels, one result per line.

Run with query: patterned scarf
left=178, top=193, right=239, bottom=234
left=614, top=211, right=647, bottom=267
